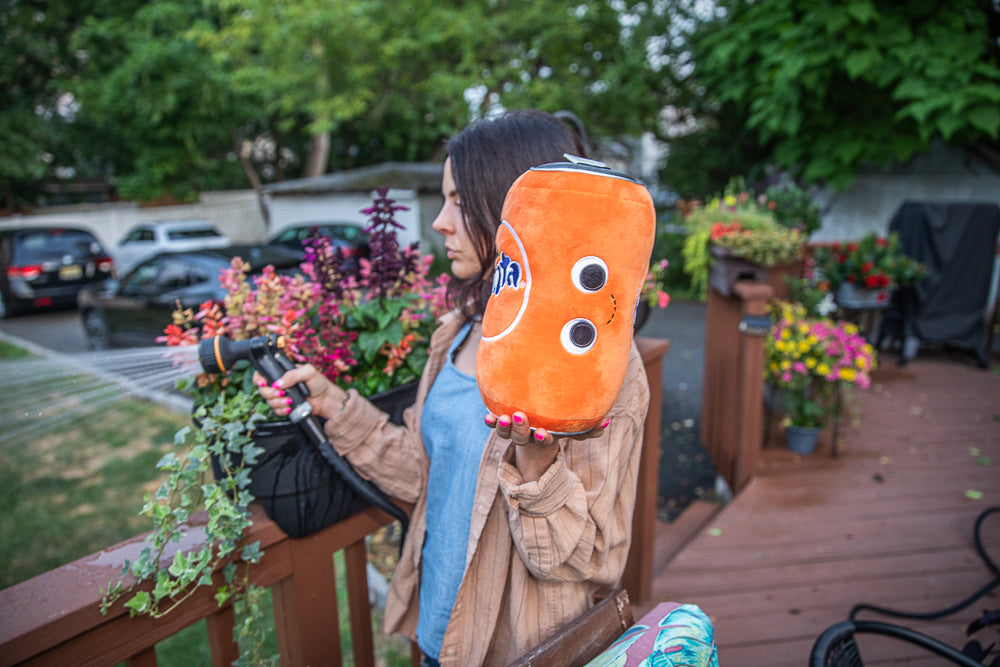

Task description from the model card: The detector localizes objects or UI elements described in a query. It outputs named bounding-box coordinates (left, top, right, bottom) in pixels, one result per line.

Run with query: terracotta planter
left=836, top=283, right=891, bottom=309
left=708, top=245, right=769, bottom=297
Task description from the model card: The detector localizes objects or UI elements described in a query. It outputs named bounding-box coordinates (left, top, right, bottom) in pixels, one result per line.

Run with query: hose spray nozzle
left=198, top=334, right=312, bottom=423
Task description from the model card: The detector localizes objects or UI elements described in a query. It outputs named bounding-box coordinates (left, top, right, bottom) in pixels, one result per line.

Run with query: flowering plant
left=813, top=231, right=924, bottom=293
left=765, top=301, right=877, bottom=428
left=161, top=187, right=451, bottom=409
left=641, top=258, right=672, bottom=309
left=681, top=191, right=806, bottom=298
left=102, top=189, right=450, bottom=662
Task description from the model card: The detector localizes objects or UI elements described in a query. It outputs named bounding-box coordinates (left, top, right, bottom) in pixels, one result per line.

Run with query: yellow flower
left=840, top=368, right=856, bottom=382
left=780, top=360, right=791, bottom=370
left=775, top=340, right=786, bottom=351
left=724, top=194, right=737, bottom=206
left=818, top=363, right=830, bottom=376
left=806, top=358, right=817, bottom=369
left=807, top=335, right=818, bottom=345
left=798, top=323, right=809, bottom=335
left=781, top=329, right=791, bottom=340
left=855, top=357, right=867, bottom=369
left=798, top=341, right=810, bottom=353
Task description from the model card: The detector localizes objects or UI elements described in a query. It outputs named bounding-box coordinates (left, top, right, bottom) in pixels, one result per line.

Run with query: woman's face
left=432, top=157, right=484, bottom=280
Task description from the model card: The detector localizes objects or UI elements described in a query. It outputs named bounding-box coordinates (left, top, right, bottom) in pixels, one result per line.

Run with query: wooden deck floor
left=642, top=349, right=1000, bottom=666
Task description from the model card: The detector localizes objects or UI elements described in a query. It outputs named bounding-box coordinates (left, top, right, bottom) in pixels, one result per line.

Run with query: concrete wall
left=3, top=190, right=266, bottom=251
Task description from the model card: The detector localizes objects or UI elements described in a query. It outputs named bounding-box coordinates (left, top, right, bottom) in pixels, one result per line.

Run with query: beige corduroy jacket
left=322, top=311, right=649, bottom=666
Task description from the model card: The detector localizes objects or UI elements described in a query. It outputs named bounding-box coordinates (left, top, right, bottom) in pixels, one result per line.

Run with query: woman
left=257, top=110, right=650, bottom=666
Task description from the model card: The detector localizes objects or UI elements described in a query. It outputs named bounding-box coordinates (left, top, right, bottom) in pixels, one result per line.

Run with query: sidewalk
left=640, top=300, right=724, bottom=521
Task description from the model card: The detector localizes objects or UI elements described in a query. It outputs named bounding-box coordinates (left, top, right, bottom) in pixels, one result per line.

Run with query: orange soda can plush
left=476, top=156, right=656, bottom=434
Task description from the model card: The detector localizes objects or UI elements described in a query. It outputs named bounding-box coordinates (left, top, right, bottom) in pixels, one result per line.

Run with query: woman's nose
left=432, top=205, right=452, bottom=235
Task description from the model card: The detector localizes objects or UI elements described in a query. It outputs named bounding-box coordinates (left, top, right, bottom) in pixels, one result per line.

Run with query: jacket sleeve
left=318, top=313, right=462, bottom=505
left=496, top=344, right=649, bottom=583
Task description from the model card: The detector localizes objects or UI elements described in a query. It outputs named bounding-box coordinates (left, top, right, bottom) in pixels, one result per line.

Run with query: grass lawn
left=0, top=340, right=409, bottom=666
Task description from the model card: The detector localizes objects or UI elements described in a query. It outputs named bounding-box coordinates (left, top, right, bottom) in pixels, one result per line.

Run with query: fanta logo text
left=491, top=252, right=523, bottom=296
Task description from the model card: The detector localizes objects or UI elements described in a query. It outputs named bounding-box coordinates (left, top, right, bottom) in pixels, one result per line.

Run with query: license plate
left=59, top=264, right=83, bottom=280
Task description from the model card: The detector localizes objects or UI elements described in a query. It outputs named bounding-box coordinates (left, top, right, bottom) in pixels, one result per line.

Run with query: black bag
left=210, top=381, right=418, bottom=539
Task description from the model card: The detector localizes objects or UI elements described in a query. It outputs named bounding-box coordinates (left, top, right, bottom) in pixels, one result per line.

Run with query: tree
left=669, top=0, right=1000, bottom=191
left=69, top=0, right=255, bottom=201
left=15, top=0, right=676, bottom=203
left=0, top=0, right=101, bottom=211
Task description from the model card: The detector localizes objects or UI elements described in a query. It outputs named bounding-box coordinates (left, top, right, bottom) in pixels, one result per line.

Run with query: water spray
left=198, top=334, right=409, bottom=531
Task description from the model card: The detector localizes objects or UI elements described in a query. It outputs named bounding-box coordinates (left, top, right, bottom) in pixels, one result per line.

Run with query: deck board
left=645, top=351, right=1000, bottom=665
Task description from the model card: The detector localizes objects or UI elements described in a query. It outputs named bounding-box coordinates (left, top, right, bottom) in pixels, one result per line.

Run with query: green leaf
left=845, top=1, right=876, bottom=25
left=844, top=49, right=879, bottom=80
left=967, top=105, right=1000, bottom=136
left=935, top=110, right=965, bottom=140
left=125, top=591, right=152, bottom=616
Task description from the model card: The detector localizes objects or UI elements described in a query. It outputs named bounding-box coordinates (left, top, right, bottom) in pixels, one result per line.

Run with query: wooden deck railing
left=0, top=338, right=670, bottom=666
left=0, top=504, right=396, bottom=667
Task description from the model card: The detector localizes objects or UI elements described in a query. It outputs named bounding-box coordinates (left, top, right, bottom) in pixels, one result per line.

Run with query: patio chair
left=809, top=619, right=985, bottom=667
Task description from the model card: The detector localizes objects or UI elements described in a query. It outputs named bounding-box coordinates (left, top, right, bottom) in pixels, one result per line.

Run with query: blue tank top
left=416, top=321, right=492, bottom=659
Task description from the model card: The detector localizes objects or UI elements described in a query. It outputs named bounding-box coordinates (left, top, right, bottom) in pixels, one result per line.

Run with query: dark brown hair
left=446, top=109, right=583, bottom=319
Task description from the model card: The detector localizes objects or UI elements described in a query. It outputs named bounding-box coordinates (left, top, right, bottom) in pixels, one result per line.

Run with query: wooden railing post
left=621, top=337, right=670, bottom=607
left=701, top=281, right=773, bottom=493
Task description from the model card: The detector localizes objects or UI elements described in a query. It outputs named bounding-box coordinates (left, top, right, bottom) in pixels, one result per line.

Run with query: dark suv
left=0, top=225, right=114, bottom=318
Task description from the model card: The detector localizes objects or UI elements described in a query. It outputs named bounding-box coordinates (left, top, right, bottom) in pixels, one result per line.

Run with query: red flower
left=864, top=275, right=878, bottom=288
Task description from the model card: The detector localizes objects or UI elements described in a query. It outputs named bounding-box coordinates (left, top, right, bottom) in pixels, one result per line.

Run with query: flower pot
left=836, top=283, right=891, bottom=310
left=708, top=245, right=769, bottom=297
left=785, top=424, right=821, bottom=455
left=209, top=381, right=418, bottom=539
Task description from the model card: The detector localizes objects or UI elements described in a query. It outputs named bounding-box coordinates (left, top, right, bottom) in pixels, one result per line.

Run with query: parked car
left=114, top=219, right=231, bottom=276
left=0, top=225, right=115, bottom=319
left=266, top=221, right=369, bottom=268
left=78, top=245, right=301, bottom=349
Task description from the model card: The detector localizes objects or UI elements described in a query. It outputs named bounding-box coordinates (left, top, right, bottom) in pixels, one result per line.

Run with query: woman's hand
left=485, top=411, right=610, bottom=482
left=252, top=364, right=347, bottom=421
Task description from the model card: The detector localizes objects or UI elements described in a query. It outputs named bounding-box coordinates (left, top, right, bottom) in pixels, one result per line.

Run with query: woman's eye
left=560, top=318, right=597, bottom=354
left=571, top=256, right=608, bottom=292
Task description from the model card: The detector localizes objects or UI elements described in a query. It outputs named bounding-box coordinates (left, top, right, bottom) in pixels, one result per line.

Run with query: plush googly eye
left=560, top=318, right=597, bottom=355
left=571, top=256, right=608, bottom=292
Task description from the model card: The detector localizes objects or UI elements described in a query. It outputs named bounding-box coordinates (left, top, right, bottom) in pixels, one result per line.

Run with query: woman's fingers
left=485, top=411, right=555, bottom=446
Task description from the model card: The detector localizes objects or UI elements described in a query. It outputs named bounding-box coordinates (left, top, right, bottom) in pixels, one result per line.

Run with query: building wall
left=813, top=142, right=1000, bottom=242
left=3, top=190, right=266, bottom=251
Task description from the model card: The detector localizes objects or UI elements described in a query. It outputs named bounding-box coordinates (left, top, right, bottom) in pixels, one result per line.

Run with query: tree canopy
left=664, top=0, right=1000, bottom=195
left=5, top=0, right=999, bottom=207
left=4, top=0, right=674, bottom=206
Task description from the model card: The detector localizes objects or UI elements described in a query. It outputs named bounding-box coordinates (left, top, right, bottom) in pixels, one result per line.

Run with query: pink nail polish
left=284, top=397, right=292, bottom=405
left=271, top=381, right=281, bottom=389
left=535, top=431, right=545, bottom=442
left=601, top=419, right=611, bottom=429
left=484, top=415, right=495, bottom=426
left=258, top=380, right=267, bottom=388
left=498, top=418, right=510, bottom=428
left=283, top=407, right=291, bottom=415
left=513, top=414, right=523, bottom=425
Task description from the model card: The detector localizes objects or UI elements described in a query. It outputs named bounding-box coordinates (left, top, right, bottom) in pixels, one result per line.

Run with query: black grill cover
left=886, top=201, right=1000, bottom=366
